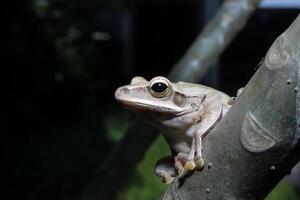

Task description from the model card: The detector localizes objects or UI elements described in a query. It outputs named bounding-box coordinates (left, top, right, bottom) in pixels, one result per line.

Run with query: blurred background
left=2, top=0, right=300, bottom=199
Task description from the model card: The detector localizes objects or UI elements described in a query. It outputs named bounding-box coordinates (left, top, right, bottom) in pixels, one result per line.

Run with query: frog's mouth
left=116, top=99, right=184, bottom=115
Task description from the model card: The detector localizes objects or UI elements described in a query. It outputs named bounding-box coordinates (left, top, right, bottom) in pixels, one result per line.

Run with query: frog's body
left=115, top=76, right=232, bottom=184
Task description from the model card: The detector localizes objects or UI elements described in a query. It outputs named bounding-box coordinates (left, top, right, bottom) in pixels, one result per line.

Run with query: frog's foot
left=184, top=160, right=196, bottom=171
left=156, top=169, right=175, bottom=184
left=155, top=156, right=176, bottom=184
left=195, top=158, right=205, bottom=170
left=162, top=174, right=174, bottom=184
left=177, top=160, right=196, bottom=178
left=175, top=152, right=191, bottom=178
left=177, top=165, right=186, bottom=178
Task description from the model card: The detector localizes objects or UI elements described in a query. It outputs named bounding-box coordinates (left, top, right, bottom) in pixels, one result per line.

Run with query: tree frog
left=115, top=76, right=232, bottom=184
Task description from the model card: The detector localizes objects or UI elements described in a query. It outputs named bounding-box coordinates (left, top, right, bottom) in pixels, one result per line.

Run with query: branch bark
left=289, top=162, right=300, bottom=198
left=169, top=0, right=261, bottom=82
left=162, top=14, right=300, bottom=200
left=81, top=0, right=262, bottom=199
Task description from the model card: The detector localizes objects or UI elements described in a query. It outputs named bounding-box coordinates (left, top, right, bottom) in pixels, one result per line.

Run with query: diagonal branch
left=162, top=14, right=300, bottom=200
left=169, top=0, right=261, bottom=82
left=81, top=0, right=262, bottom=199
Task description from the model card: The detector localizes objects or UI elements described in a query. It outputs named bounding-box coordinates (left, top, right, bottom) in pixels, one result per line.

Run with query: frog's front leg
left=193, top=92, right=223, bottom=169
left=155, top=156, right=176, bottom=184
left=195, top=132, right=205, bottom=169
left=183, top=139, right=197, bottom=171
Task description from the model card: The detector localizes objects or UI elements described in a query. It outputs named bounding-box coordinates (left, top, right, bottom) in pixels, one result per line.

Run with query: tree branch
left=162, top=14, right=300, bottom=200
left=169, top=0, right=261, bottom=82
left=81, top=0, right=262, bottom=199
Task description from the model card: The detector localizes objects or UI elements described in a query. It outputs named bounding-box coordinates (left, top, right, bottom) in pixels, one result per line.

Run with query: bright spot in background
left=260, top=0, right=300, bottom=8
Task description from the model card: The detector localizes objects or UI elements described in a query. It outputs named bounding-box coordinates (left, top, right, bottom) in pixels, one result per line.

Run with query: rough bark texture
left=162, top=14, right=300, bottom=200
left=169, top=0, right=261, bottom=82
left=81, top=0, right=262, bottom=199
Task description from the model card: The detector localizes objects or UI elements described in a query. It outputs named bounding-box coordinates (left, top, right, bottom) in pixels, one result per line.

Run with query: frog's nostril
left=122, top=88, right=129, bottom=94
left=115, top=87, right=130, bottom=100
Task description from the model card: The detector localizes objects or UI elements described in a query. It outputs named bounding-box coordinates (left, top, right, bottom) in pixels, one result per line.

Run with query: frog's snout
left=115, top=86, right=130, bottom=101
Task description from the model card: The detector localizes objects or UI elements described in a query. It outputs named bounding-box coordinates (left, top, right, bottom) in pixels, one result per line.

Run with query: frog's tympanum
left=115, top=76, right=232, bottom=184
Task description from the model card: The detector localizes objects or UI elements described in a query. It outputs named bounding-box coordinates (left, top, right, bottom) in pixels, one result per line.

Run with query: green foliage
left=265, top=179, right=296, bottom=200
left=117, top=136, right=169, bottom=200
left=103, top=111, right=131, bottom=142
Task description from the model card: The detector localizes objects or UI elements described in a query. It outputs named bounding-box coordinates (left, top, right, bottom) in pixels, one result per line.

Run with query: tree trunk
left=162, top=14, right=300, bottom=200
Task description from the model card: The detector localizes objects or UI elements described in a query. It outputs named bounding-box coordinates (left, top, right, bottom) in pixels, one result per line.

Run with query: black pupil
left=151, top=82, right=167, bottom=93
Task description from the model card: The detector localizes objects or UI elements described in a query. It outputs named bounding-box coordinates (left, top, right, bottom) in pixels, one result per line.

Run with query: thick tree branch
left=289, top=162, right=300, bottom=198
left=81, top=0, right=262, bottom=199
left=169, top=0, right=261, bottom=82
left=162, top=14, right=300, bottom=200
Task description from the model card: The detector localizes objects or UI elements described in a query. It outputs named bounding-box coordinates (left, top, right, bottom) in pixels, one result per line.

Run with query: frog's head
left=115, top=76, right=204, bottom=121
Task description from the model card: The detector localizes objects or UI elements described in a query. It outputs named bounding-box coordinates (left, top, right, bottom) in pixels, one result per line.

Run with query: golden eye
left=149, top=77, right=171, bottom=98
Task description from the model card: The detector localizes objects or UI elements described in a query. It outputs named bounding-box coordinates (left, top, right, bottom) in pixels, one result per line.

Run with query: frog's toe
left=162, top=175, right=174, bottom=185
left=195, top=158, right=205, bottom=170
left=184, top=160, right=196, bottom=171
left=177, top=166, right=186, bottom=178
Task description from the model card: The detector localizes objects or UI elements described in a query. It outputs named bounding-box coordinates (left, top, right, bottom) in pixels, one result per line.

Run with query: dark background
left=2, top=0, right=299, bottom=199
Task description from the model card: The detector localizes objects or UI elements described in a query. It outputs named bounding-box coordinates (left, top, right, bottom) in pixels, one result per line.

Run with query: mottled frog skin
left=115, top=76, right=231, bottom=184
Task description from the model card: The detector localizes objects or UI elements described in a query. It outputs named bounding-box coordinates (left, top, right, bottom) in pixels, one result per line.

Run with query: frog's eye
left=150, top=77, right=171, bottom=98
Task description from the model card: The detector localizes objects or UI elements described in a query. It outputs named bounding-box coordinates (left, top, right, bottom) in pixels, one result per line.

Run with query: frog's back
left=175, top=81, right=230, bottom=99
